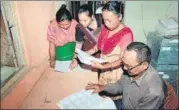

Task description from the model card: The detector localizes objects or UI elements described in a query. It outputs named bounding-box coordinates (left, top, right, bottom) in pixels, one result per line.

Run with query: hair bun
left=60, top=4, right=66, bottom=10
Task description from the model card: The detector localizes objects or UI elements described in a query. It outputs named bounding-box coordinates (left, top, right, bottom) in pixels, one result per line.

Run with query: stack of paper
left=156, top=17, right=178, bottom=36
left=57, top=89, right=116, bottom=109
left=76, top=48, right=106, bottom=65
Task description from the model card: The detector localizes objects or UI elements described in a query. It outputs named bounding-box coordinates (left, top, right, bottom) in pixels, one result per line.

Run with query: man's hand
left=85, top=83, right=105, bottom=94
left=70, top=58, right=78, bottom=70
left=91, top=61, right=104, bottom=69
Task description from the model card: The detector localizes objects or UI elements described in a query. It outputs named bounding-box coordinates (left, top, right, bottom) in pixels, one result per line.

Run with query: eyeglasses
left=122, top=61, right=145, bottom=71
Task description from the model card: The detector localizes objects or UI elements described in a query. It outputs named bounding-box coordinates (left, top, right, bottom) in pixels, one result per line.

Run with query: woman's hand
left=70, top=58, right=78, bottom=70
left=86, top=45, right=98, bottom=55
left=50, top=60, right=55, bottom=68
left=91, top=61, right=104, bottom=69
left=85, top=83, right=104, bottom=94
left=49, top=42, right=55, bottom=68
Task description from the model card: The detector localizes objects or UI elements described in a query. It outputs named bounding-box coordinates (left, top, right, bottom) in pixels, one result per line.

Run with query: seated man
left=86, top=42, right=165, bottom=109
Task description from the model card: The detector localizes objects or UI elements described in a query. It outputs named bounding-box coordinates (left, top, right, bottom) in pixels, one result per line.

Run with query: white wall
left=55, top=1, right=68, bottom=11
left=13, top=1, right=56, bottom=67
left=124, top=1, right=178, bottom=43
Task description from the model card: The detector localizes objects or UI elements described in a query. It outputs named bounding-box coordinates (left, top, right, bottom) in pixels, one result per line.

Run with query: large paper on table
left=56, top=89, right=116, bottom=109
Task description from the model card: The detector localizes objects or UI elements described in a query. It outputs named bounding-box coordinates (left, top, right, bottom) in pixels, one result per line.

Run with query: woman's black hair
left=78, top=4, right=93, bottom=17
left=56, top=4, right=72, bottom=22
left=102, top=1, right=124, bottom=17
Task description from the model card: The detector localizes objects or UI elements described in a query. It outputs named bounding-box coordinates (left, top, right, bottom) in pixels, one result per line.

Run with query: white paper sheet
left=75, top=48, right=106, bottom=65
left=54, top=60, right=72, bottom=72
left=57, top=89, right=116, bottom=109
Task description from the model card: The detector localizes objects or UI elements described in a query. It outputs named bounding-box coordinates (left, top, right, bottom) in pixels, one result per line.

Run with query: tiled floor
left=19, top=68, right=98, bottom=109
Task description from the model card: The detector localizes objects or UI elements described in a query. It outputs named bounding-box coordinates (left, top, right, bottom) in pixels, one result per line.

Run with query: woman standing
left=47, top=5, right=78, bottom=72
left=70, top=4, right=103, bottom=71
left=87, top=1, right=134, bottom=101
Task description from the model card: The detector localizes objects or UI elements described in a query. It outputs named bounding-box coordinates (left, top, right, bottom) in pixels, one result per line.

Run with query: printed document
left=57, top=89, right=116, bottom=109
left=75, top=48, right=106, bottom=65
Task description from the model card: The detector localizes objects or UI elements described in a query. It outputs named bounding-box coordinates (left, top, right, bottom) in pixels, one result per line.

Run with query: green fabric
left=55, top=42, right=76, bottom=61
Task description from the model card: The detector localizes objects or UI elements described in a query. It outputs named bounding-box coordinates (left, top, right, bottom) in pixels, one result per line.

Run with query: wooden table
left=20, top=68, right=98, bottom=109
